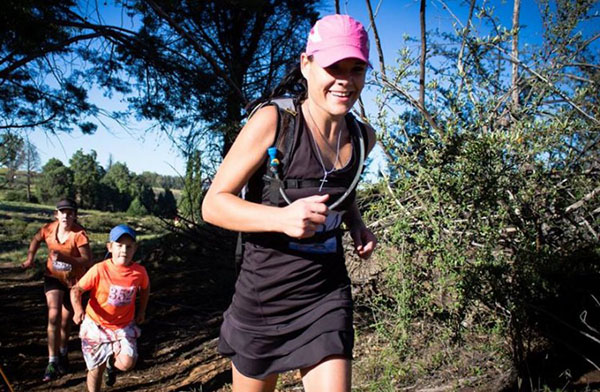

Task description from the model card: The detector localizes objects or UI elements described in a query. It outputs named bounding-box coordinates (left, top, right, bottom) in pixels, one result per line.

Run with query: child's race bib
left=107, top=285, right=136, bottom=307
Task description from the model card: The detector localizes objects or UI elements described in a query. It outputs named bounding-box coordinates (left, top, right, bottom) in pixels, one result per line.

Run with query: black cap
left=56, top=198, right=77, bottom=211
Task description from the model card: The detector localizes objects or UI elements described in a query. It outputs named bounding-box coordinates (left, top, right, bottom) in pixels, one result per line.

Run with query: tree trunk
left=419, top=0, right=427, bottom=109
left=365, top=0, right=386, bottom=73
left=511, top=0, right=521, bottom=109
left=26, top=169, right=31, bottom=201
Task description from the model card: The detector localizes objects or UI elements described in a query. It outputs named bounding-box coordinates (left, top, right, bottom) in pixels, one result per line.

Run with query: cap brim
left=112, top=233, right=135, bottom=242
left=311, top=46, right=371, bottom=68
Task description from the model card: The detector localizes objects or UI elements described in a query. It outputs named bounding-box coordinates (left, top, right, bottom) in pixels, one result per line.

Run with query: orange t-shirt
left=40, top=221, right=89, bottom=286
left=77, top=258, right=150, bottom=330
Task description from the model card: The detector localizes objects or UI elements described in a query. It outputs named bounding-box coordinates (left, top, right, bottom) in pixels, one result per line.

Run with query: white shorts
left=79, top=316, right=141, bottom=370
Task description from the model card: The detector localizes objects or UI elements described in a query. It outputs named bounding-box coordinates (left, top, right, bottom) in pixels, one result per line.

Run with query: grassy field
left=0, top=200, right=169, bottom=268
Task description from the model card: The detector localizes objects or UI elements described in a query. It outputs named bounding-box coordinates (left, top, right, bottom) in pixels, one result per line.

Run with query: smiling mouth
left=330, top=91, right=352, bottom=97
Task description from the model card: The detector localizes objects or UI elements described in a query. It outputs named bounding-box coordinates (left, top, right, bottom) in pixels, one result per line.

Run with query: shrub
left=127, top=197, right=149, bottom=216
left=2, top=190, right=28, bottom=202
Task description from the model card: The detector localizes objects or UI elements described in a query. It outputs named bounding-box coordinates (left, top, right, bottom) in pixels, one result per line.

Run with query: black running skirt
left=218, top=306, right=354, bottom=379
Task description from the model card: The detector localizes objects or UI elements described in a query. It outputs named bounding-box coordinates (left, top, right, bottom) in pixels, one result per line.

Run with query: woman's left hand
left=349, top=225, right=377, bottom=259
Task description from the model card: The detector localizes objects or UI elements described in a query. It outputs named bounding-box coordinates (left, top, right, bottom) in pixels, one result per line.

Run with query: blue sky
left=26, top=0, right=562, bottom=176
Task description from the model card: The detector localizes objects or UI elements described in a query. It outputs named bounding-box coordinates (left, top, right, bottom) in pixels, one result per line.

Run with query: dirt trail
left=0, top=249, right=236, bottom=392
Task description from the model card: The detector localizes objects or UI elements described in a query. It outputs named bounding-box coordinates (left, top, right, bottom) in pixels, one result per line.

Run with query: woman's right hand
left=280, top=194, right=329, bottom=239
left=21, top=259, right=34, bottom=269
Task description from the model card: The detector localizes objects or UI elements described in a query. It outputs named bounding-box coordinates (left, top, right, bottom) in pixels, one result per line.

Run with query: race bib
left=52, top=260, right=72, bottom=272
left=289, top=236, right=338, bottom=254
left=288, top=211, right=344, bottom=254
left=107, top=285, right=136, bottom=307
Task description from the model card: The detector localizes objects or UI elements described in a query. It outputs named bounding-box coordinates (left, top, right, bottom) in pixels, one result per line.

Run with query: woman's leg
left=45, top=289, right=64, bottom=359
left=300, top=355, right=351, bottom=392
left=60, top=303, right=73, bottom=353
left=231, top=361, right=278, bottom=392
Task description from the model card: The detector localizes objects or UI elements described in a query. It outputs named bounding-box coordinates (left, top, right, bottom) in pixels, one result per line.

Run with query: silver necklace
left=306, top=106, right=343, bottom=192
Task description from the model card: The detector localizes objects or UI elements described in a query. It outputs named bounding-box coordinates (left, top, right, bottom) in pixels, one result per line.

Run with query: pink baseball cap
left=305, top=14, right=371, bottom=68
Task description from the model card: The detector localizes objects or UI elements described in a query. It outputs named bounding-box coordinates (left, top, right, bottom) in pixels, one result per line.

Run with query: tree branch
left=143, top=0, right=245, bottom=101
left=0, top=33, right=103, bottom=79
left=365, top=0, right=386, bottom=74
left=565, top=186, right=600, bottom=214
left=380, top=76, right=440, bottom=132
left=492, top=45, right=600, bottom=126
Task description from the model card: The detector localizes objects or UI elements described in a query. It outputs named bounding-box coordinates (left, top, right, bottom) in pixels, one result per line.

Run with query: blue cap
left=109, top=224, right=136, bottom=242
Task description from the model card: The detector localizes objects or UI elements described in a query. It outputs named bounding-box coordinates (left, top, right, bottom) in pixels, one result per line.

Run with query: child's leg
left=113, top=336, right=138, bottom=371
left=114, top=352, right=136, bottom=371
left=86, top=362, right=106, bottom=392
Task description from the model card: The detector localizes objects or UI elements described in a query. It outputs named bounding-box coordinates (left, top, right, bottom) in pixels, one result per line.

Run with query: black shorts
left=43, top=275, right=72, bottom=308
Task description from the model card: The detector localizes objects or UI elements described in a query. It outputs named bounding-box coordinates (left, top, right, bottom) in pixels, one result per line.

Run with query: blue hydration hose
left=267, top=128, right=365, bottom=210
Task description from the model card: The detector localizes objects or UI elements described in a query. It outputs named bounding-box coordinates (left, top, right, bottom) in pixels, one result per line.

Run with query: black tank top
left=226, top=106, right=366, bottom=330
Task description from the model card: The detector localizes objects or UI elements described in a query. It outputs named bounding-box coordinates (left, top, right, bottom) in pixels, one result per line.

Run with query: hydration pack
left=235, top=96, right=368, bottom=272
left=245, top=96, right=367, bottom=207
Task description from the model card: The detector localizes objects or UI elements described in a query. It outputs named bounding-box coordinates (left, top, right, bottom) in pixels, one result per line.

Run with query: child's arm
left=135, top=285, right=150, bottom=325
left=70, top=285, right=86, bottom=325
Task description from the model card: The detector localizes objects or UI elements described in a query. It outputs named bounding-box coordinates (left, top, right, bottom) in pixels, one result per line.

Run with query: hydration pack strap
left=262, top=175, right=348, bottom=191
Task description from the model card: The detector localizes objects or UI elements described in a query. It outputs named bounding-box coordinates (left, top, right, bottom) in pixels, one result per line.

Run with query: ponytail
left=269, top=64, right=307, bottom=101
left=245, top=63, right=307, bottom=115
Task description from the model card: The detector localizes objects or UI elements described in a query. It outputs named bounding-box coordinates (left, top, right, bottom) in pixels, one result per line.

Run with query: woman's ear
left=300, top=53, right=311, bottom=79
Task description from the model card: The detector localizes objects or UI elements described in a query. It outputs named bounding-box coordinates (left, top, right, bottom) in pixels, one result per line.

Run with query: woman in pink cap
left=203, top=14, right=377, bottom=392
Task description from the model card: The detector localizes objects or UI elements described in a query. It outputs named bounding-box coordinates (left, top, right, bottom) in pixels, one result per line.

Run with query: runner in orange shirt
left=71, top=224, right=150, bottom=392
left=22, top=198, right=92, bottom=381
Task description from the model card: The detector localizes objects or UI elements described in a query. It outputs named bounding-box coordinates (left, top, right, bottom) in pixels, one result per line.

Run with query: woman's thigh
left=44, top=277, right=68, bottom=312
left=45, top=289, right=64, bottom=314
left=300, top=355, right=351, bottom=392
left=231, top=361, right=278, bottom=392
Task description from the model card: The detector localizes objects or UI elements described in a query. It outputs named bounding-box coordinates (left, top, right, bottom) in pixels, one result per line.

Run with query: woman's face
left=56, top=208, right=76, bottom=228
left=301, top=55, right=367, bottom=118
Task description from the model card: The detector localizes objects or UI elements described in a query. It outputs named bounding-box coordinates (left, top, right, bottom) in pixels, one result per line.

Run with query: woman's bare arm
left=202, top=106, right=329, bottom=239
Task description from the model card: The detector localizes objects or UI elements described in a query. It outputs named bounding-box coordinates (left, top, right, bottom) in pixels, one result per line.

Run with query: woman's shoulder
left=40, top=221, right=57, bottom=235
left=352, top=117, right=377, bottom=154
left=71, top=222, right=87, bottom=232
left=71, top=222, right=89, bottom=238
left=247, top=104, right=279, bottom=131
left=236, top=104, right=279, bottom=150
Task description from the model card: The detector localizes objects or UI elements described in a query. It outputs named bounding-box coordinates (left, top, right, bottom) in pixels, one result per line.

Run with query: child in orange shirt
left=71, top=224, right=150, bottom=392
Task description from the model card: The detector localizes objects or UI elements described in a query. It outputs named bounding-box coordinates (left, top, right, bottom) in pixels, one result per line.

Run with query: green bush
left=361, top=2, right=600, bottom=387
left=2, top=217, right=27, bottom=239
left=79, top=213, right=123, bottom=233
left=2, top=190, right=28, bottom=202
left=127, top=197, right=149, bottom=216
